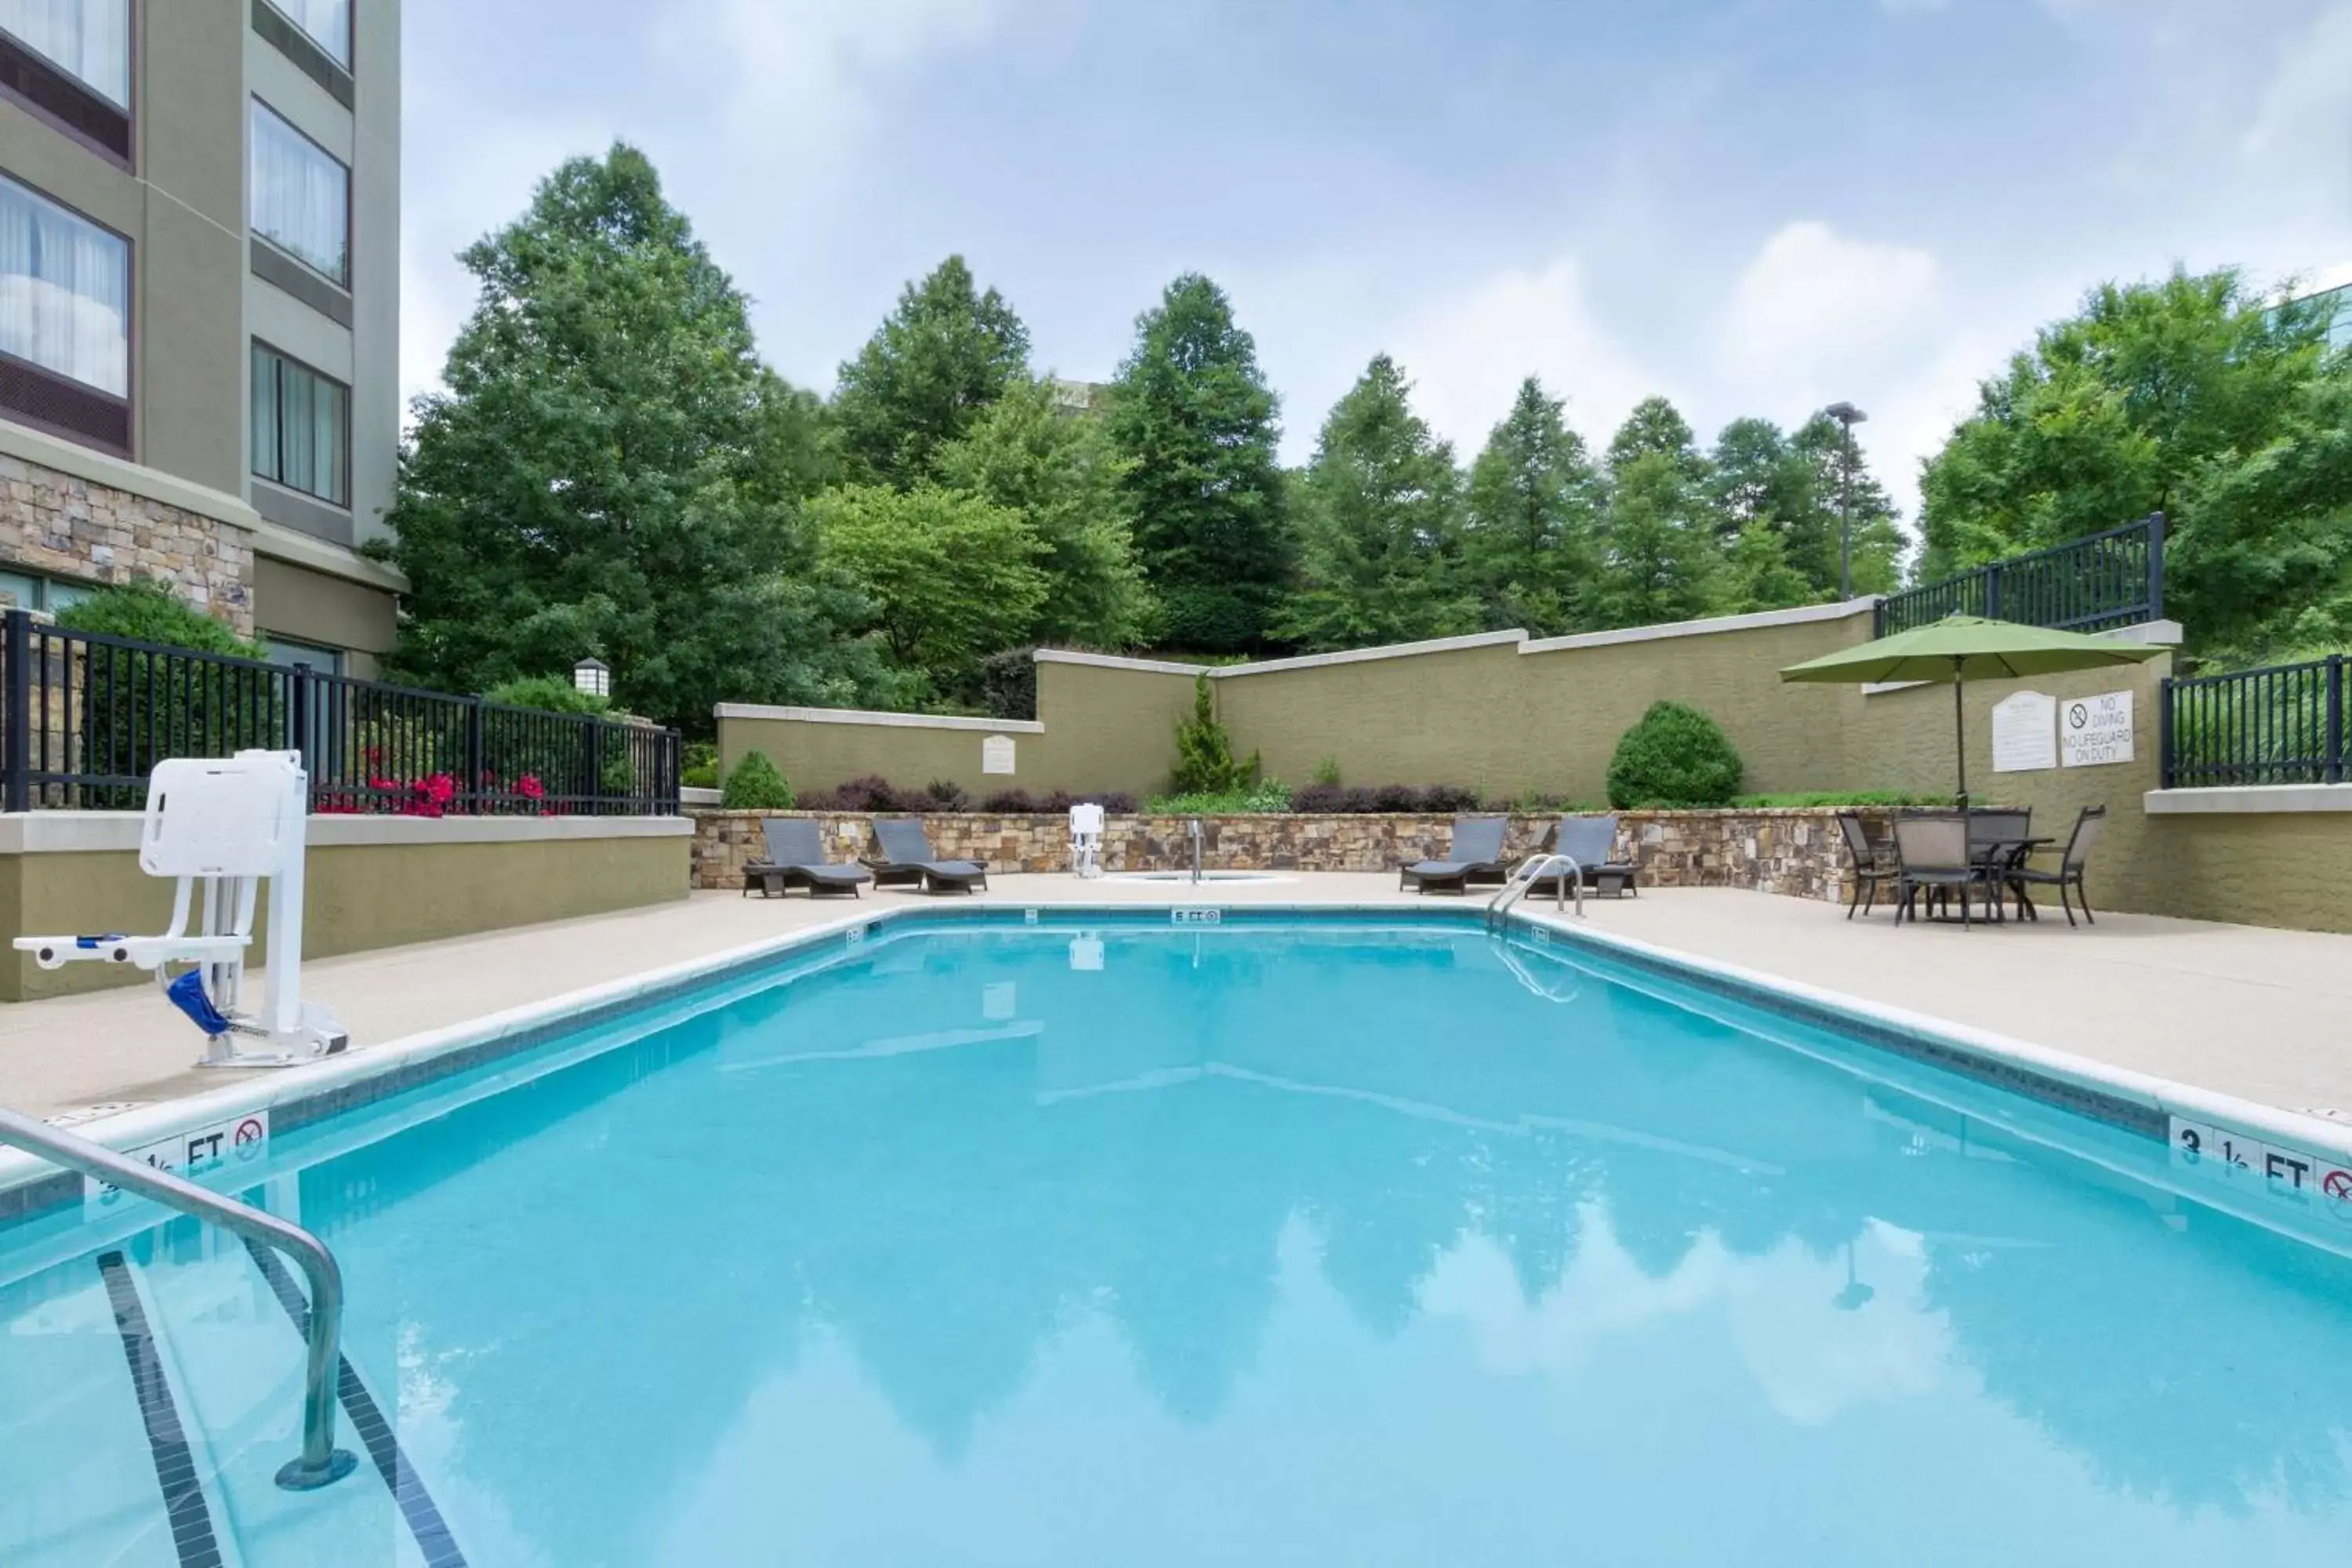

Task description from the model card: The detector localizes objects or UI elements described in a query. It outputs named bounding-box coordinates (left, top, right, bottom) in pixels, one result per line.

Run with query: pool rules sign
left=2060, top=691, right=2133, bottom=768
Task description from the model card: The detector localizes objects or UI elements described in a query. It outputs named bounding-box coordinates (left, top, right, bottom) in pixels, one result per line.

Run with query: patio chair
left=2008, top=805, right=2106, bottom=927
left=1892, top=815, right=1991, bottom=927
left=1965, top=808, right=2033, bottom=919
left=1836, top=812, right=1896, bottom=920
left=742, top=818, right=871, bottom=899
left=1399, top=815, right=1510, bottom=895
left=866, top=818, right=990, bottom=895
left=1528, top=815, right=1639, bottom=898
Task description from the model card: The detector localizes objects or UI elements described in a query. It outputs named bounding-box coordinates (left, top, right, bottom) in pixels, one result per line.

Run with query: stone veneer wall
left=0, top=454, right=254, bottom=633
left=691, top=808, right=1893, bottom=902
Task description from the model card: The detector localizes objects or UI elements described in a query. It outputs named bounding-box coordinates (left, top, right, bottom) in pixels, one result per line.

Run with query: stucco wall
left=0, top=816, right=691, bottom=1000
left=2143, top=811, right=2352, bottom=935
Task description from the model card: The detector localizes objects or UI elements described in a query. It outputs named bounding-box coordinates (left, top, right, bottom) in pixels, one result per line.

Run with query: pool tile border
left=5, top=901, right=2349, bottom=1234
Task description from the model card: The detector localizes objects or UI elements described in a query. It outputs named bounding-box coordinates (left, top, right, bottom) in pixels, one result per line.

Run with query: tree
left=1276, top=354, right=1479, bottom=651
left=829, top=255, right=1032, bottom=488
left=812, top=484, right=1050, bottom=699
left=1106, top=274, right=1293, bottom=653
left=384, top=143, right=895, bottom=734
left=1460, top=377, right=1604, bottom=635
left=1789, top=412, right=1905, bottom=597
left=1591, top=399, right=1722, bottom=629
left=1918, top=267, right=2349, bottom=659
left=934, top=377, right=1156, bottom=648
left=1918, top=268, right=2328, bottom=579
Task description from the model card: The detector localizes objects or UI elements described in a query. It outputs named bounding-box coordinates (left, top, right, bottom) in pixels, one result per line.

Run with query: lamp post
left=572, top=656, right=610, bottom=699
left=1824, top=401, right=1867, bottom=601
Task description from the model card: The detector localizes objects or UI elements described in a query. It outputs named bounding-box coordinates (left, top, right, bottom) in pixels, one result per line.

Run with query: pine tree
left=1460, top=377, right=1604, bottom=635
left=1106, top=274, right=1292, bottom=653
left=1277, top=354, right=1479, bottom=651
left=1591, top=399, right=1722, bottom=628
left=386, top=143, right=894, bottom=732
left=829, top=255, right=1032, bottom=488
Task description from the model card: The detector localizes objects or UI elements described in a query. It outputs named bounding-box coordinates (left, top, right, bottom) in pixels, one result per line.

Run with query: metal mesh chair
left=1892, top=816, right=1989, bottom=927
left=2009, top=805, right=2107, bottom=926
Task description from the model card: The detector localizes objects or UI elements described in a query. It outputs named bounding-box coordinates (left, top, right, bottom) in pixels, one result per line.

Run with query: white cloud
left=1719, top=221, right=1943, bottom=408
left=2240, top=3, right=2352, bottom=202
left=1389, top=257, right=1662, bottom=456
left=700, top=0, right=1011, bottom=150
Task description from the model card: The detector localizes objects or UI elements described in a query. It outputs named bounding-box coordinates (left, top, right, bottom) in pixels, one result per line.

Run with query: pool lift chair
left=13, top=750, right=348, bottom=1067
left=1069, top=801, right=1105, bottom=879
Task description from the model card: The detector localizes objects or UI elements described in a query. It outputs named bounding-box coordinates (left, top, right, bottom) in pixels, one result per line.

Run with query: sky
left=399, top=0, right=2352, bottom=525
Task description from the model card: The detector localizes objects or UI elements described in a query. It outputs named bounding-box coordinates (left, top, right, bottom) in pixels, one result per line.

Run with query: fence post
left=463, top=698, right=485, bottom=815
left=2328, top=654, right=2344, bottom=787
left=2158, top=676, right=2176, bottom=790
left=3, top=609, right=27, bottom=813
left=2146, top=511, right=2165, bottom=622
left=587, top=721, right=604, bottom=815
left=1983, top=563, right=2002, bottom=623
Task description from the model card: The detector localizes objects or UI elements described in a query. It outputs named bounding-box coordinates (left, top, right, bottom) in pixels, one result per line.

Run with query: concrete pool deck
left=2, top=877, right=2350, bottom=1127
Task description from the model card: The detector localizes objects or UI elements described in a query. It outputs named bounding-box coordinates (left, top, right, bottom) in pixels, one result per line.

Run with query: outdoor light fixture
left=1824, top=401, right=1868, bottom=602
left=573, top=657, right=610, bottom=699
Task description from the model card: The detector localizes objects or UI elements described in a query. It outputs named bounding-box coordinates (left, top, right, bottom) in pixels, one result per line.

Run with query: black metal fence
left=2161, top=655, right=2347, bottom=789
left=0, top=610, right=681, bottom=815
left=1876, top=514, right=2165, bottom=638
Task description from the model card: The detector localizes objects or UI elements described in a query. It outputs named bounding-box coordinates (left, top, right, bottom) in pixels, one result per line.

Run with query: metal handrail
left=0, top=1102, right=358, bottom=1491
left=1188, top=818, right=1203, bottom=885
left=1486, top=852, right=1584, bottom=928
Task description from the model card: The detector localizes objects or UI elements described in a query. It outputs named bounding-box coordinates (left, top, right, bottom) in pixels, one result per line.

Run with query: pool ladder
left=1486, top=852, right=1584, bottom=930
left=1188, top=818, right=1203, bottom=885
left=0, top=1101, right=359, bottom=1491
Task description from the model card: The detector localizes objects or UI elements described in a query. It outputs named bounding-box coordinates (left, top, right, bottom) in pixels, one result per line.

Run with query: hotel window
left=0, top=0, right=129, bottom=107
left=252, top=342, right=349, bottom=506
left=0, top=174, right=130, bottom=449
left=249, top=99, right=349, bottom=285
left=261, top=0, right=348, bottom=68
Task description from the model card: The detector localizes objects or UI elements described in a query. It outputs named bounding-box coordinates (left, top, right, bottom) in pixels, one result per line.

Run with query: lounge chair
left=1836, top=812, right=1896, bottom=919
left=742, top=818, right=872, bottom=899
left=1555, top=815, right=1639, bottom=897
left=866, top=818, right=989, bottom=895
left=2008, top=805, right=2105, bottom=926
left=1891, top=816, right=1991, bottom=927
left=1399, top=815, right=1510, bottom=894
left=1523, top=815, right=1639, bottom=899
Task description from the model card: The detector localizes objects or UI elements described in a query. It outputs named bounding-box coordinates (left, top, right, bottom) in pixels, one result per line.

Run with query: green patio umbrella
left=1777, top=614, right=2169, bottom=803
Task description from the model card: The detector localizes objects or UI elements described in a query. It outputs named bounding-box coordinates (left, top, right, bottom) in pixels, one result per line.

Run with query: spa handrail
left=0, top=1102, right=358, bottom=1490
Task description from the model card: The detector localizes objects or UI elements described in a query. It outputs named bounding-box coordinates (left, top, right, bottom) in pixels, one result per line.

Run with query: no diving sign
left=2060, top=691, right=2134, bottom=768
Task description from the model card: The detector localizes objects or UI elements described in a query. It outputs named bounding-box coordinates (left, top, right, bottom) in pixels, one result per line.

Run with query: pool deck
left=3, top=877, right=2350, bottom=1127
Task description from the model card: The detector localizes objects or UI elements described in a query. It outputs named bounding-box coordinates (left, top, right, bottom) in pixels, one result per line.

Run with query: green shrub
left=1606, top=701, right=1744, bottom=809
left=54, top=578, right=263, bottom=657
left=1311, top=754, right=1343, bottom=786
left=1147, top=779, right=1293, bottom=815
left=483, top=673, right=613, bottom=717
left=681, top=741, right=719, bottom=790
left=720, top=750, right=797, bottom=810
left=1170, top=673, right=1261, bottom=794
left=1731, top=790, right=1961, bottom=809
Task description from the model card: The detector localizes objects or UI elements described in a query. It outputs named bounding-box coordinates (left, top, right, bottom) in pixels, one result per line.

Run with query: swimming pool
left=3, top=910, right=2350, bottom=1566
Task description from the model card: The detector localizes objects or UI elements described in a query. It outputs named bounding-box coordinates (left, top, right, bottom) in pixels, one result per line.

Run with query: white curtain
left=0, top=0, right=129, bottom=107
left=250, top=100, right=349, bottom=284
left=274, top=0, right=350, bottom=67
left=252, top=345, right=347, bottom=504
left=0, top=179, right=129, bottom=395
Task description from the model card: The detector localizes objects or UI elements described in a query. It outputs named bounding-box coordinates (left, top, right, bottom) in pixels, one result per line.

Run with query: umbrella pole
left=1952, top=662, right=1968, bottom=809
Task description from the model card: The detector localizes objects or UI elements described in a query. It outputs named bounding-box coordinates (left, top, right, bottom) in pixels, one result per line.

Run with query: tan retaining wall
left=0, top=815, right=692, bottom=1000
left=692, top=808, right=1889, bottom=902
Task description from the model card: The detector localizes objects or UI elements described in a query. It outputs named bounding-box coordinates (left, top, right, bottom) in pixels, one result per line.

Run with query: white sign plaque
left=1990, top=691, right=2057, bottom=773
left=2060, top=691, right=2134, bottom=768
left=982, top=735, right=1016, bottom=775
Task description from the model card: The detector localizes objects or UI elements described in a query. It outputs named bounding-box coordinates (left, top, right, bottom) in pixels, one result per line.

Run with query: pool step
left=0, top=1254, right=196, bottom=1568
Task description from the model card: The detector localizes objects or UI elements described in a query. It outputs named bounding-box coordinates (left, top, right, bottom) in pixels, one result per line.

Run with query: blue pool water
left=4, top=914, right=2351, bottom=1566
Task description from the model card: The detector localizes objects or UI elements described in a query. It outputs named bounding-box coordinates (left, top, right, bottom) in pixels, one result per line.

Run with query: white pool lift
left=1069, top=802, right=1105, bottom=879
left=13, top=750, right=347, bottom=1067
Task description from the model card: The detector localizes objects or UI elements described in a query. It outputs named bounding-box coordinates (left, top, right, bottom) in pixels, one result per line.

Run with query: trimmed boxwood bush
left=720, top=750, right=796, bottom=810
left=1605, top=701, right=1744, bottom=809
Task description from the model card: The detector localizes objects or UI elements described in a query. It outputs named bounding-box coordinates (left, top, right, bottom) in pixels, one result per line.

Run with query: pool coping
left=4, top=900, right=2348, bottom=1229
